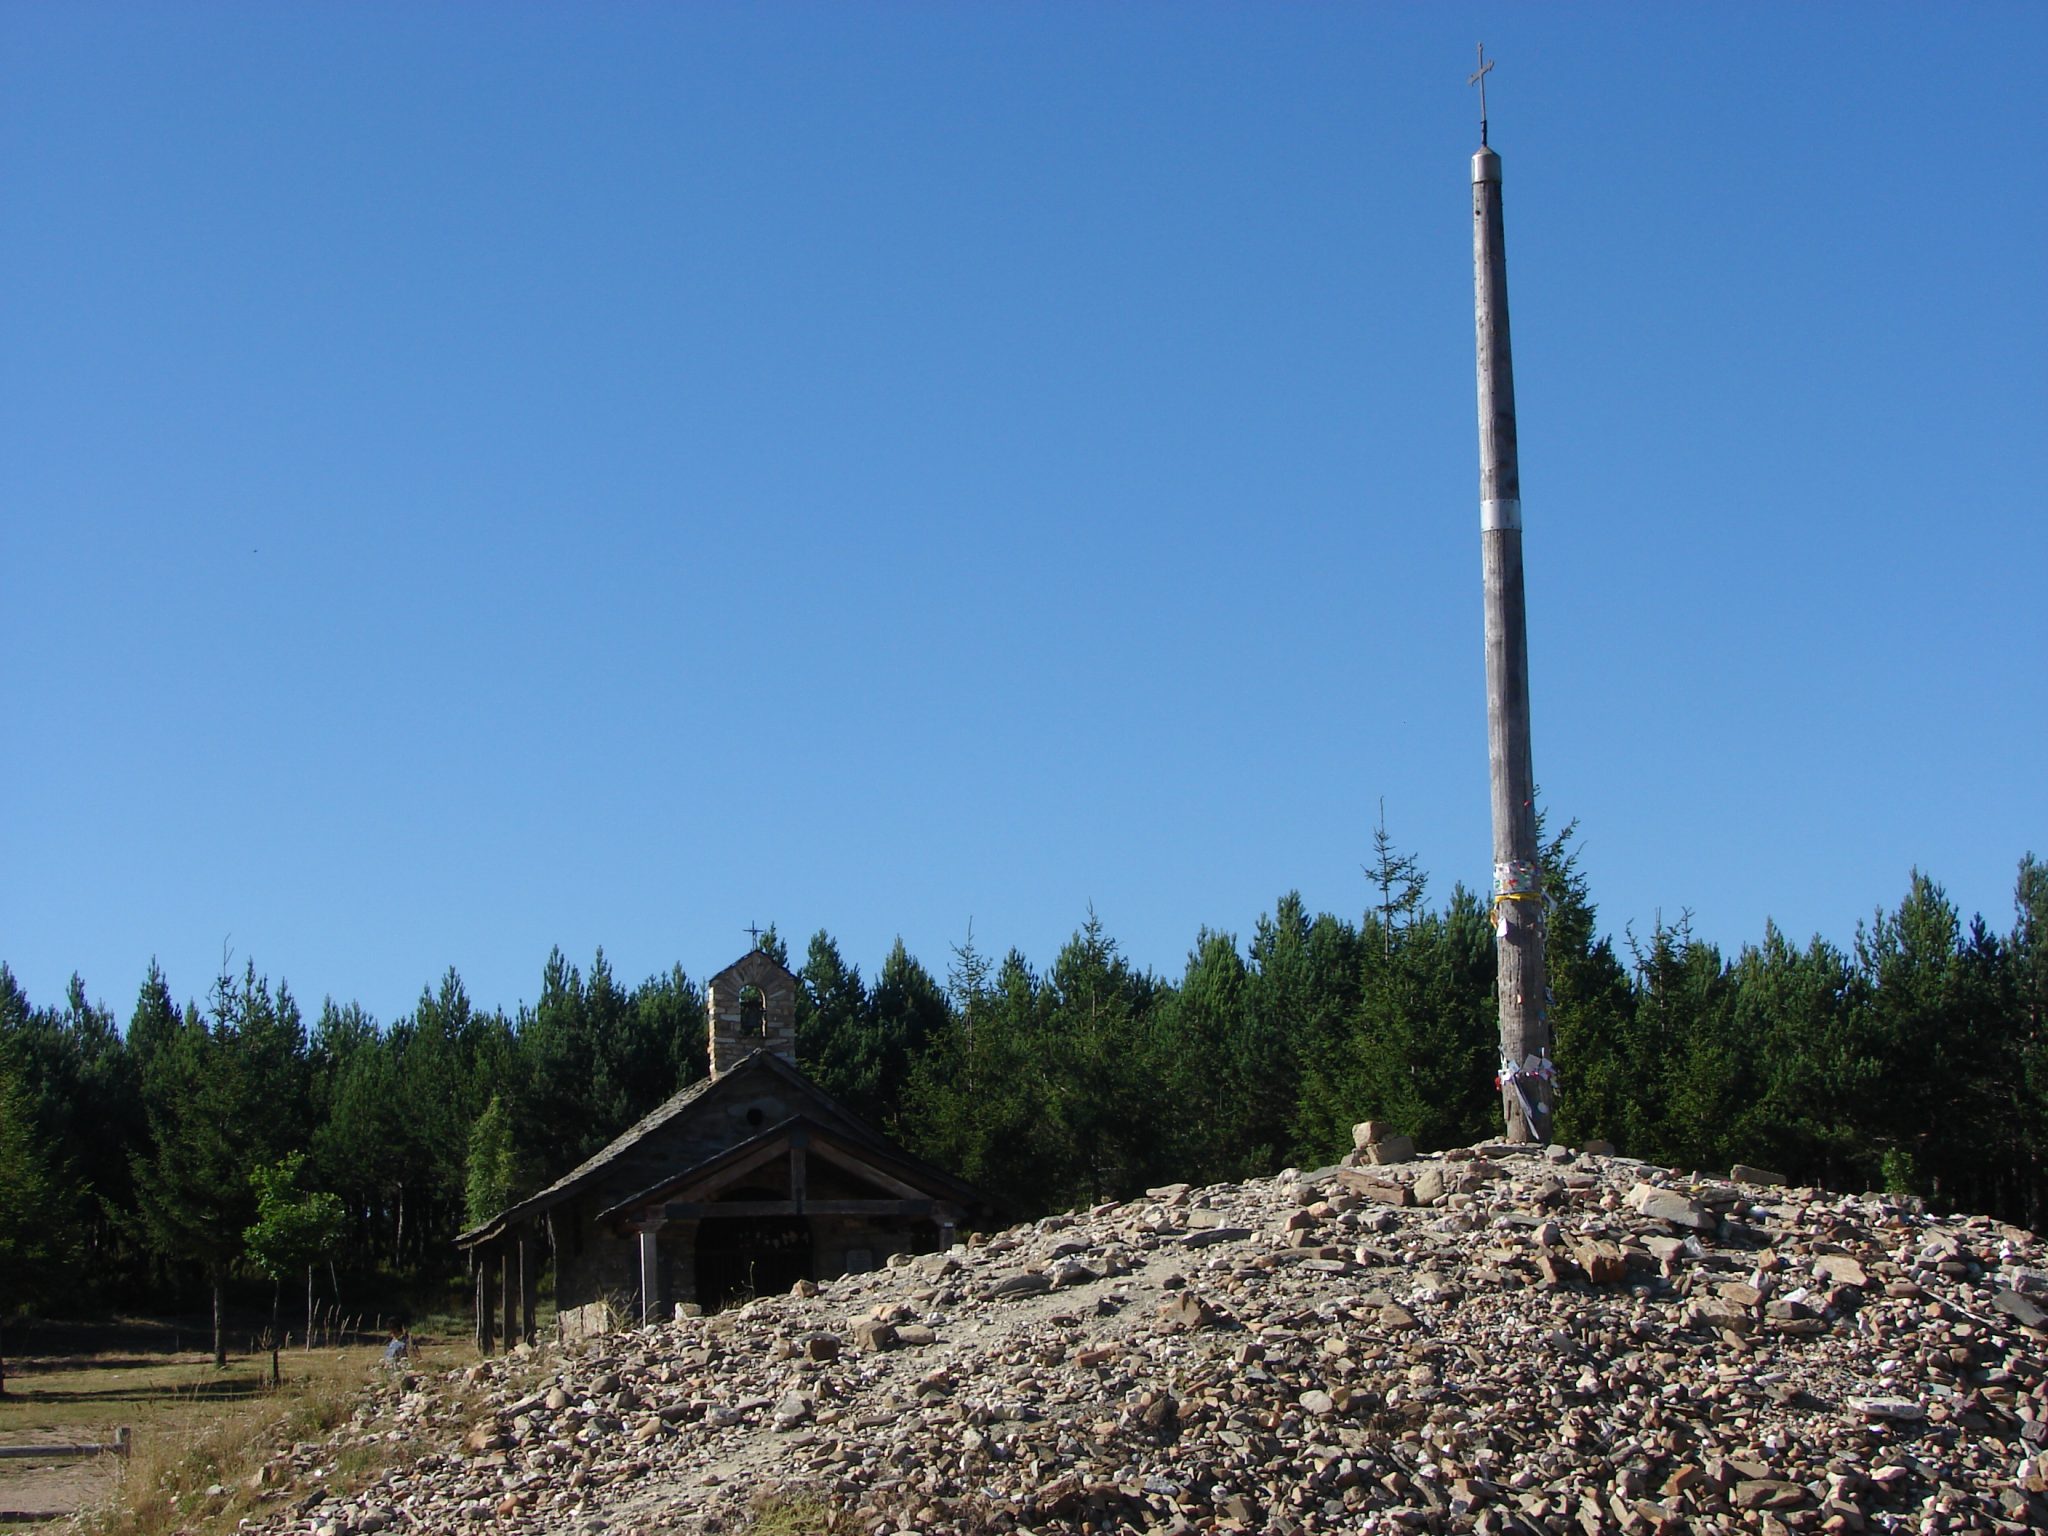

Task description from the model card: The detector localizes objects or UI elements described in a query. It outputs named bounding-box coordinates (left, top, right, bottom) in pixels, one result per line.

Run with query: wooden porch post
left=669, top=1217, right=699, bottom=1312
left=789, top=1129, right=809, bottom=1214
left=518, top=1233, right=535, bottom=1344
left=475, top=1255, right=494, bottom=1355
left=637, top=1219, right=666, bottom=1325
left=500, top=1245, right=516, bottom=1348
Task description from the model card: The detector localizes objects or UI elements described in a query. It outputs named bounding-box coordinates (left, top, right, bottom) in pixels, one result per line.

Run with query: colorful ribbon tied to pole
left=1491, top=859, right=1550, bottom=938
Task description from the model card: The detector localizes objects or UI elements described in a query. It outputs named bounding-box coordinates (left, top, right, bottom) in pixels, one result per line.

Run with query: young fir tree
left=1364, top=800, right=1429, bottom=959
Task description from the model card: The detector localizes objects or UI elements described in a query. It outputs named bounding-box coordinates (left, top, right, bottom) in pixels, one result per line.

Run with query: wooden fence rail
left=0, top=1427, right=131, bottom=1461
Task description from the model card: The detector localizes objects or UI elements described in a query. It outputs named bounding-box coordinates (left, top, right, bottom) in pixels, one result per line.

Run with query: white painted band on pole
left=1480, top=498, right=1522, bottom=531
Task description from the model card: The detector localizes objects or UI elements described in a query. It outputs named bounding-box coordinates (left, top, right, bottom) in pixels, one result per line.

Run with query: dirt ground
left=0, top=1456, right=108, bottom=1527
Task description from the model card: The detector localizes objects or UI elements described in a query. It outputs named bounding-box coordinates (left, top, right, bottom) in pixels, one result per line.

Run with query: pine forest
left=3, top=825, right=2044, bottom=1343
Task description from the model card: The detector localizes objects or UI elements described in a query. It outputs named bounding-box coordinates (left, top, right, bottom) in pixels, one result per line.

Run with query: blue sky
left=4, top=3, right=2042, bottom=1027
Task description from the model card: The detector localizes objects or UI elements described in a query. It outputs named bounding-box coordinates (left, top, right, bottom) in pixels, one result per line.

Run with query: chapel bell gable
left=707, top=948, right=799, bottom=1077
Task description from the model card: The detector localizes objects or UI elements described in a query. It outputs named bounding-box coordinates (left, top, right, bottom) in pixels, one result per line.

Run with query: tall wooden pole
left=1472, top=87, right=1554, bottom=1143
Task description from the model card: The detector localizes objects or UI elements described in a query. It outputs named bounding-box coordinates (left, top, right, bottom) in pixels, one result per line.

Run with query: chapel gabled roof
left=593, top=1110, right=984, bottom=1228
left=454, top=1047, right=959, bottom=1248
left=455, top=1070, right=719, bottom=1247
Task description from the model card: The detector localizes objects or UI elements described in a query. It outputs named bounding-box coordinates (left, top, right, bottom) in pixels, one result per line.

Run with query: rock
left=1625, top=1183, right=1717, bottom=1231
left=1731, top=1479, right=1814, bottom=1511
left=1812, top=1253, right=1869, bottom=1288
left=1850, top=1397, right=1926, bottom=1421
left=1729, top=1163, right=1788, bottom=1186
left=1335, top=1169, right=1412, bottom=1206
left=1641, top=1233, right=1690, bottom=1267
left=1687, top=1297, right=1753, bottom=1334
left=1180, top=1226, right=1252, bottom=1249
left=839, top=1318, right=888, bottom=1351
left=1352, top=1121, right=1394, bottom=1149
left=770, top=1391, right=813, bottom=1430
left=1408, top=1269, right=1458, bottom=1304
left=1367, top=1134, right=1417, bottom=1165
left=1571, top=1239, right=1626, bottom=1284
left=984, top=1271, right=1051, bottom=1299
left=1157, top=1291, right=1219, bottom=1330
left=1534, top=1251, right=1583, bottom=1288
left=1411, top=1167, right=1446, bottom=1207
left=801, top=1332, right=841, bottom=1361
left=1992, top=1287, right=2048, bottom=1329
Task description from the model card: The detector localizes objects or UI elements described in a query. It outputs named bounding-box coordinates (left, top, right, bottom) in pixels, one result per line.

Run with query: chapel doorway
left=695, top=1201, right=812, bottom=1311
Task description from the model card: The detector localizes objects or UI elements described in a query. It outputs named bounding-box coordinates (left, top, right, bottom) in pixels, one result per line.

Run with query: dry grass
left=745, top=1488, right=838, bottom=1536
left=67, top=1355, right=371, bottom=1536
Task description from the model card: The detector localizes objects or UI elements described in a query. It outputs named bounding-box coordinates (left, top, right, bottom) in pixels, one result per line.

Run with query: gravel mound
left=245, top=1145, right=2048, bottom=1534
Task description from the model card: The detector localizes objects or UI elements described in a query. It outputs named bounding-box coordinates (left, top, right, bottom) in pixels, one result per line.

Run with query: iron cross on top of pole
left=1469, top=43, right=1495, bottom=147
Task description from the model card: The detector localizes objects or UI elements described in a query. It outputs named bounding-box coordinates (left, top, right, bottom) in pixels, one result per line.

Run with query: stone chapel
left=457, top=947, right=985, bottom=1346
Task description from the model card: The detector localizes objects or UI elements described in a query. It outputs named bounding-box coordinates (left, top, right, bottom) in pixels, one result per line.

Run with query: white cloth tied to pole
left=1499, top=1050, right=1560, bottom=1129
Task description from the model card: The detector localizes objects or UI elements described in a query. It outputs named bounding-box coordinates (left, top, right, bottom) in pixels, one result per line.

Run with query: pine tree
left=866, top=939, right=950, bottom=1130
left=1352, top=888, right=1499, bottom=1151
left=0, top=1056, right=80, bottom=1395
left=312, top=1017, right=402, bottom=1265
left=902, top=947, right=1058, bottom=1215
left=796, top=933, right=870, bottom=1108
left=1043, top=909, right=1161, bottom=1203
left=131, top=958, right=307, bottom=1368
left=2011, top=855, right=2048, bottom=1228
left=464, top=1094, right=518, bottom=1228
left=1250, top=895, right=1361, bottom=1166
left=515, top=950, right=596, bottom=1180
left=635, top=965, right=708, bottom=1094
left=131, top=1003, right=248, bottom=1367
left=1153, top=928, right=1282, bottom=1183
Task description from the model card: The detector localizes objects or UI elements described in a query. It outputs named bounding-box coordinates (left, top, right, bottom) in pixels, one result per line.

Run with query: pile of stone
left=233, top=1140, right=2048, bottom=1535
